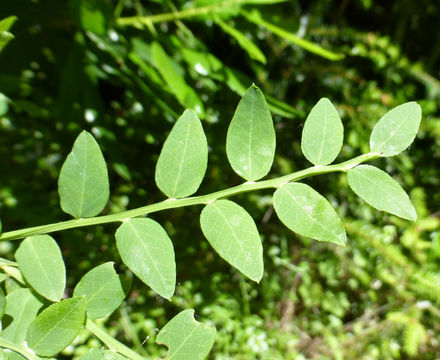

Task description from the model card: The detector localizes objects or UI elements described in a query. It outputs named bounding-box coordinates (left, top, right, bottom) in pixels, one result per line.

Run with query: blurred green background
left=1, top=0, right=440, bottom=358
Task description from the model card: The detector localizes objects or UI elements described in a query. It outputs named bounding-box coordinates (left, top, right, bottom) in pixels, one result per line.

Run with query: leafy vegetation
left=1, top=0, right=440, bottom=359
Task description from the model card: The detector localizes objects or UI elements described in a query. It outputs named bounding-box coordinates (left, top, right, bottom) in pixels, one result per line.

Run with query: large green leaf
left=26, top=297, right=86, bottom=357
left=214, top=18, right=266, bottom=64
left=0, top=16, right=17, bottom=52
left=115, top=218, right=176, bottom=299
left=370, top=102, right=421, bottom=157
left=347, top=165, right=417, bottom=221
left=73, top=262, right=130, bottom=319
left=151, top=41, right=204, bottom=117
left=58, top=131, right=109, bottom=218
left=155, top=109, right=208, bottom=198
left=273, top=183, right=346, bottom=246
left=0, top=289, right=43, bottom=344
left=200, top=200, right=263, bottom=282
left=15, top=235, right=66, bottom=302
left=301, top=98, right=343, bottom=165
left=156, top=309, right=216, bottom=360
left=226, top=85, right=275, bottom=181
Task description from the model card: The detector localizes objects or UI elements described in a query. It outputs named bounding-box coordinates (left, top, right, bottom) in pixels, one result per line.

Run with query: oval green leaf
left=15, top=235, right=66, bottom=302
left=301, top=98, right=343, bottom=165
left=26, top=297, right=86, bottom=357
left=155, top=109, right=208, bottom=198
left=347, top=165, right=417, bottom=221
left=58, top=131, right=109, bottom=218
left=370, top=102, right=421, bottom=157
left=273, top=183, right=346, bottom=246
left=115, top=218, right=176, bottom=299
left=156, top=309, right=216, bottom=360
left=226, top=85, right=276, bottom=181
left=73, top=262, right=130, bottom=319
left=0, top=289, right=44, bottom=344
left=200, top=200, right=263, bottom=282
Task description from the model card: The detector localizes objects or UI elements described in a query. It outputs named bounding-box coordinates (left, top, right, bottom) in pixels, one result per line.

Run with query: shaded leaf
left=347, top=165, right=417, bottom=221
left=26, top=297, right=86, bottom=357
left=115, top=218, right=176, bottom=299
left=58, top=131, right=109, bottom=218
left=73, top=262, right=130, bottom=319
left=200, top=200, right=263, bottom=282
left=156, top=309, right=216, bottom=360
left=0, top=289, right=43, bottom=344
left=214, top=18, right=266, bottom=64
left=226, top=85, right=275, bottom=181
left=301, top=98, right=343, bottom=165
left=151, top=42, right=204, bottom=117
left=273, top=183, right=346, bottom=246
left=0, top=288, right=6, bottom=320
left=370, top=102, right=421, bottom=157
left=155, top=109, right=208, bottom=198
left=15, top=235, right=66, bottom=302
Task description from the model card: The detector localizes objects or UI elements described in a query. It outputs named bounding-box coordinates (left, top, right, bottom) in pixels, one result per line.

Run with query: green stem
left=86, top=319, right=146, bottom=360
left=0, top=338, right=42, bottom=360
left=117, top=0, right=262, bottom=26
left=0, top=153, right=379, bottom=242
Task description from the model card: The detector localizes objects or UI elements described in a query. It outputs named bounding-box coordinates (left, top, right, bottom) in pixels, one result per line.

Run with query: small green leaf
left=370, top=102, right=422, bottom=157
left=151, top=42, right=205, bottom=117
left=26, top=297, right=86, bottom=357
left=301, top=98, right=343, bottom=165
left=115, top=218, right=176, bottom=299
left=156, top=309, right=216, bottom=360
left=200, top=200, right=263, bottom=282
left=347, top=165, right=417, bottom=221
left=226, top=85, right=275, bottom=181
left=214, top=18, right=266, bottom=64
left=0, top=288, right=6, bottom=320
left=73, top=262, right=130, bottom=319
left=15, top=235, right=66, bottom=302
left=80, top=348, right=127, bottom=360
left=0, top=289, right=44, bottom=344
left=273, top=183, right=346, bottom=246
left=155, top=109, right=208, bottom=198
left=0, top=16, right=17, bottom=32
left=58, top=131, right=109, bottom=218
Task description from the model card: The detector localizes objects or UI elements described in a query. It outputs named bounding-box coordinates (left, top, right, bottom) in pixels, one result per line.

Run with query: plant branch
left=0, top=153, right=379, bottom=242
left=116, top=0, right=286, bottom=27
left=86, top=319, right=147, bottom=360
left=0, top=338, right=42, bottom=360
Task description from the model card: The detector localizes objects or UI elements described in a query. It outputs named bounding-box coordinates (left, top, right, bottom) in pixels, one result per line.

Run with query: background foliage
left=1, top=0, right=440, bottom=358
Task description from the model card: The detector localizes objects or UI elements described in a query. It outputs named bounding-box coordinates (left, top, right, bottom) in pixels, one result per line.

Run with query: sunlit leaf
left=347, top=165, right=417, bottom=221
left=273, top=183, right=346, bottom=246
left=0, top=289, right=43, bottom=344
left=80, top=348, right=127, bottom=360
left=226, top=85, right=275, bottom=181
left=58, top=131, right=109, bottom=218
left=200, top=200, right=263, bottom=282
left=301, top=98, right=343, bottom=165
left=15, top=235, right=66, bottom=302
left=370, top=102, right=421, bottom=157
left=156, top=309, right=216, bottom=360
left=155, top=109, right=208, bottom=198
left=73, top=262, right=130, bottom=319
left=26, top=297, right=86, bottom=357
left=115, top=218, right=176, bottom=299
